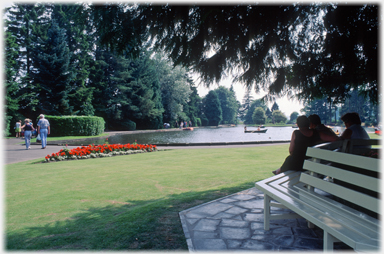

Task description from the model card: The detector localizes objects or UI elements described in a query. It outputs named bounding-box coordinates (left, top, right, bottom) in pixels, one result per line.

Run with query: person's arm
left=48, top=126, right=50, bottom=135
left=289, top=131, right=296, bottom=155
left=320, top=132, right=340, bottom=142
left=37, top=125, right=40, bottom=134
left=341, top=129, right=352, bottom=140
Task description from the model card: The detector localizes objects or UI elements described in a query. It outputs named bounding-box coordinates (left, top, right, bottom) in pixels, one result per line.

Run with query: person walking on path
left=15, top=120, right=21, bottom=138
left=37, top=114, right=50, bottom=149
left=21, top=119, right=35, bottom=150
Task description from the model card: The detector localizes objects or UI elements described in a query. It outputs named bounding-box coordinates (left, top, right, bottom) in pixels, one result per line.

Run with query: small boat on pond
left=183, top=127, right=194, bottom=131
left=245, top=129, right=268, bottom=133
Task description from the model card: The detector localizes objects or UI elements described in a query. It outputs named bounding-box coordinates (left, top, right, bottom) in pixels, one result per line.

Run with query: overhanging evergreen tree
left=93, top=4, right=379, bottom=104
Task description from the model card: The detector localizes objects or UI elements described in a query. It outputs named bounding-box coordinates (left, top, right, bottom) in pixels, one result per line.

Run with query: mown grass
left=6, top=144, right=288, bottom=250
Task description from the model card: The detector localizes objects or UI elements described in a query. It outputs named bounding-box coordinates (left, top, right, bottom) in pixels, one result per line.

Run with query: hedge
left=44, top=115, right=105, bottom=137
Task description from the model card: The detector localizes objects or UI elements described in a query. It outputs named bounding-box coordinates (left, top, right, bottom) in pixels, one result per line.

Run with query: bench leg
left=263, top=194, right=271, bottom=230
left=323, top=231, right=337, bottom=251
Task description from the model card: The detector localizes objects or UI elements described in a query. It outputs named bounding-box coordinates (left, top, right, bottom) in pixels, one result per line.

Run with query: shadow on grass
left=7, top=182, right=254, bottom=250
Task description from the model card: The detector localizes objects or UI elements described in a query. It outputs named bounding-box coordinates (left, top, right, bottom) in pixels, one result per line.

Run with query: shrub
left=44, top=115, right=105, bottom=137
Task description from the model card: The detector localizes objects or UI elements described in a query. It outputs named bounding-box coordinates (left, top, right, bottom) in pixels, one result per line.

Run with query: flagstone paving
left=179, top=187, right=352, bottom=251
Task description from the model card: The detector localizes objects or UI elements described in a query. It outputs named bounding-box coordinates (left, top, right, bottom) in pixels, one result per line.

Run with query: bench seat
left=256, top=144, right=381, bottom=251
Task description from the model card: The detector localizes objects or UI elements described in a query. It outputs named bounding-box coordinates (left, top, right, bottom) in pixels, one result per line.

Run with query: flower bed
left=44, top=143, right=157, bottom=162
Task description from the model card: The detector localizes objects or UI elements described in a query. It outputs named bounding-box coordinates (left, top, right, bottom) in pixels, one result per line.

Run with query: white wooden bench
left=255, top=140, right=381, bottom=251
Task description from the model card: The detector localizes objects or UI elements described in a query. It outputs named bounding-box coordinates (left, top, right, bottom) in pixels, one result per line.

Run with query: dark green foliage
left=5, top=3, right=378, bottom=135
left=271, top=102, right=279, bottom=112
left=95, top=4, right=378, bottom=104
left=272, top=110, right=287, bottom=124
left=33, top=20, right=74, bottom=115
left=6, top=3, right=50, bottom=118
left=202, top=91, right=222, bottom=126
left=239, top=89, right=253, bottom=122
left=243, top=99, right=268, bottom=124
left=154, top=54, right=191, bottom=126
left=90, top=49, right=163, bottom=130
left=288, top=112, right=300, bottom=124
left=214, top=86, right=239, bottom=124
left=302, top=90, right=379, bottom=126
left=51, top=4, right=95, bottom=116
left=45, top=115, right=105, bottom=137
left=185, top=85, right=202, bottom=127
left=4, top=31, right=20, bottom=136
left=252, top=107, right=266, bottom=125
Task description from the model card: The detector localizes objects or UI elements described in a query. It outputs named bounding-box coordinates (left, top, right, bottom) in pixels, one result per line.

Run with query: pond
left=67, top=125, right=370, bottom=146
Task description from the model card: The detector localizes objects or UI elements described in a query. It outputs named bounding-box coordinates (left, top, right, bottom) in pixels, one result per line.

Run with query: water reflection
left=65, top=125, right=364, bottom=146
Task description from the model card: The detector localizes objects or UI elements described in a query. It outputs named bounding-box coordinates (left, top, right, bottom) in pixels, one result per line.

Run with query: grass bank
left=6, top=144, right=288, bottom=250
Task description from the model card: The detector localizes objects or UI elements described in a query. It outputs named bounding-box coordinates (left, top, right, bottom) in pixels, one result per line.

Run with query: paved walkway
left=180, top=188, right=351, bottom=251
left=4, top=137, right=351, bottom=251
left=3, top=138, right=82, bottom=164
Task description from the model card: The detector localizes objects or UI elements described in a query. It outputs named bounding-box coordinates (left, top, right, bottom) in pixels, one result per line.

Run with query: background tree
left=6, top=3, right=50, bottom=118
left=112, top=52, right=164, bottom=130
left=185, top=84, right=202, bottom=127
left=252, top=107, right=266, bottom=125
left=33, top=20, right=74, bottom=115
left=51, top=4, right=95, bottom=116
left=339, top=90, right=379, bottom=126
left=154, top=54, right=191, bottom=127
left=4, top=31, right=21, bottom=136
left=288, top=111, right=299, bottom=124
left=215, top=86, right=238, bottom=124
left=271, top=102, right=279, bottom=112
left=243, top=99, right=267, bottom=124
left=239, top=88, right=253, bottom=122
left=202, top=90, right=222, bottom=126
left=272, top=110, right=287, bottom=124
left=89, top=48, right=164, bottom=130
left=302, top=98, right=335, bottom=124
left=265, top=108, right=272, bottom=123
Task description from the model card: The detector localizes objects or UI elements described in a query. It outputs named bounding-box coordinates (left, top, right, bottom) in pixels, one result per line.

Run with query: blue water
left=68, top=125, right=373, bottom=146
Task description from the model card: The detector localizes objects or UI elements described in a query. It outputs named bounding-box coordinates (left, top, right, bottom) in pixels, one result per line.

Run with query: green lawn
left=6, top=144, right=288, bottom=250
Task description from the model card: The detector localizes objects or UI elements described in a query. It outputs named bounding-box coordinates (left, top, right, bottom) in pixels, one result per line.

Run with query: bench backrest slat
left=299, top=173, right=380, bottom=214
left=303, top=160, right=380, bottom=193
left=349, top=139, right=380, bottom=147
left=306, top=147, right=379, bottom=172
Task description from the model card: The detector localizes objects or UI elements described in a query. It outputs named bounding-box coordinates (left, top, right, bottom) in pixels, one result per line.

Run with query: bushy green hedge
left=44, top=115, right=105, bottom=137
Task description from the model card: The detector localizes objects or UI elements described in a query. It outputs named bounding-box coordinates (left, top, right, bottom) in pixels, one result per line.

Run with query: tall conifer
left=33, top=20, right=73, bottom=115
